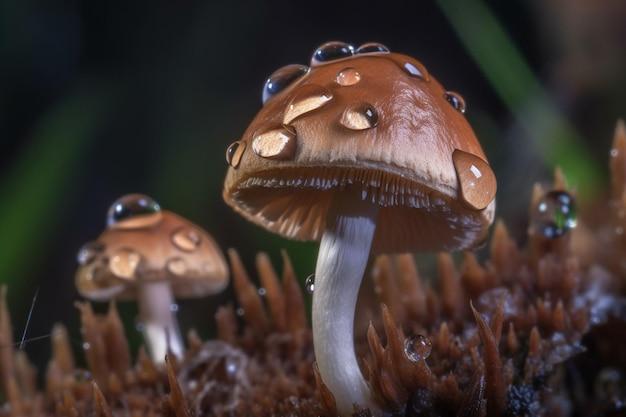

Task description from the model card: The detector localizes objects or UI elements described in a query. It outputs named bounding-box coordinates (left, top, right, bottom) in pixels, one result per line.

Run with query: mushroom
left=76, top=194, right=229, bottom=363
left=223, top=41, right=496, bottom=414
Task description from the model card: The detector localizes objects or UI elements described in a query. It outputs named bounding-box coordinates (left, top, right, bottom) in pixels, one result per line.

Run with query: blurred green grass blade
left=436, top=0, right=603, bottom=196
left=0, top=87, right=110, bottom=290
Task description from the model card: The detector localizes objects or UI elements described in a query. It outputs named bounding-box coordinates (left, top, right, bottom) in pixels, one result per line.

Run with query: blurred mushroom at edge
left=75, top=194, right=229, bottom=363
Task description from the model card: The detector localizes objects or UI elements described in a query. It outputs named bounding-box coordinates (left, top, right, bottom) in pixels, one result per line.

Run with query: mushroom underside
left=226, top=166, right=492, bottom=252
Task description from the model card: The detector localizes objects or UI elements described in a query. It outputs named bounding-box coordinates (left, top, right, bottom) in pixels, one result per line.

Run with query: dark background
left=1, top=0, right=625, bottom=369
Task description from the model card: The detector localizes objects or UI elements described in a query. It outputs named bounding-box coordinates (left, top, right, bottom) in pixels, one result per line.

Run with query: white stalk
left=137, top=281, right=184, bottom=363
left=313, top=190, right=380, bottom=415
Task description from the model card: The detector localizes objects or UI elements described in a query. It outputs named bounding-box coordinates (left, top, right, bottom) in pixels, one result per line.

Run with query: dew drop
left=252, top=125, right=298, bottom=160
left=356, top=42, right=389, bottom=54
left=166, top=257, right=188, bottom=276
left=340, top=103, right=379, bottom=130
left=452, top=150, right=497, bottom=210
left=258, top=287, right=267, bottom=297
left=225, top=358, right=238, bottom=375
left=77, top=241, right=105, bottom=265
left=171, top=227, right=202, bottom=252
left=283, top=84, right=333, bottom=124
left=262, top=64, right=310, bottom=104
left=336, top=68, right=361, bottom=86
left=82, top=342, right=91, bottom=351
left=236, top=308, right=245, bottom=317
left=106, top=194, right=162, bottom=229
left=445, top=91, right=466, bottom=114
left=531, top=190, right=577, bottom=239
left=225, top=140, right=246, bottom=168
left=170, top=303, right=179, bottom=313
left=311, top=41, right=355, bottom=65
left=109, top=248, right=142, bottom=280
left=404, top=334, right=432, bottom=362
left=305, top=275, right=315, bottom=294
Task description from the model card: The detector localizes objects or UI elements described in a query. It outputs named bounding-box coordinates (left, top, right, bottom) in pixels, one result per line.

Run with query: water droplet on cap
left=445, top=91, right=466, bottom=114
left=171, top=227, right=202, bottom=252
left=452, top=150, right=497, bottom=210
left=531, top=190, right=577, bottom=239
left=404, top=334, right=432, bottom=362
left=106, top=194, right=162, bottom=229
left=77, top=241, right=105, bottom=265
left=226, top=140, right=246, bottom=168
left=340, top=103, right=379, bottom=130
left=166, top=257, right=188, bottom=276
left=109, top=248, right=142, bottom=280
left=283, top=84, right=333, bottom=124
left=356, top=42, right=389, bottom=54
left=311, top=41, right=355, bottom=66
left=305, top=275, right=315, bottom=294
left=336, top=68, right=361, bottom=86
left=252, top=125, right=298, bottom=160
left=262, top=64, right=309, bottom=104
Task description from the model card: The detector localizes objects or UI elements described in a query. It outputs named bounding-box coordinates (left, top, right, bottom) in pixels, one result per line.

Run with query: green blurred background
left=1, top=0, right=625, bottom=368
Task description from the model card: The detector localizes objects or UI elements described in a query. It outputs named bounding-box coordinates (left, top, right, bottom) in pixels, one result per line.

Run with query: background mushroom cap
left=224, top=45, right=496, bottom=253
left=76, top=209, right=229, bottom=301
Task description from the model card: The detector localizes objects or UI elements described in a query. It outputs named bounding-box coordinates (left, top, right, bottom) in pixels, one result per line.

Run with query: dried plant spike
left=92, top=382, right=113, bottom=417
left=281, top=250, right=307, bottom=332
left=313, top=362, right=338, bottom=415
left=6, top=376, right=25, bottom=416
left=470, top=302, right=506, bottom=417
left=165, top=355, right=191, bottom=417
left=506, top=323, right=519, bottom=354
left=14, top=350, right=37, bottom=398
left=0, top=285, right=15, bottom=395
left=256, top=252, right=287, bottom=331
left=394, top=254, right=426, bottom=320
left=76, top=302, right=109, bottom=387
left=228, top=248, right=269, bottom=335
left=372, top=255, right=404, bottom=323
left=437, top=253, right=464, bottom=320
left=186, top=329, right=203, bottom=352
left=552, top=166, right=568, bottom=191
left=103, top=301, right=131, bottom=378
left=223, top=41, right=496, bottom=416
left=215, top=305, right=238, bottom=344
left=51, top=324, right=75, bottom=374
left=76, top=194, right=229, bottom=363
left=530, top=183, right=546, bottom=212
left=610, top=119, right=626, bottom=198
left=460, top=251, right=487, bottom=296
left=528, top=326, right=541, bottom=357
left=489, top=220, right=518, bottom=278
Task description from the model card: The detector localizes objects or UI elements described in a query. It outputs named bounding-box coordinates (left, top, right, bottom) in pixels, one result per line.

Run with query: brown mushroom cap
left=223, top=48, right=496, bottom=253
left=76, top=207, right=229, bottom=301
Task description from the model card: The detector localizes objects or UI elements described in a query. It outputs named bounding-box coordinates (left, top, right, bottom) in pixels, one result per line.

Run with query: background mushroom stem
left=137, top=281, right=184, bottom=363
left=312, top=189, right=380, bottom=415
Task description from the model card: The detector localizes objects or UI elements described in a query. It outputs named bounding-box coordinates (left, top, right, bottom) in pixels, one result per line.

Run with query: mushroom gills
left=137, top=281, right=184, bottom=362
left=312, top=188, right=380, bottom=415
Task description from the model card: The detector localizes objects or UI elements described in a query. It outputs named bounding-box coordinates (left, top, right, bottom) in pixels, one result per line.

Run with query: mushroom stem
left=313, top=190, right=380, bottom=415
left=137, top=281, right=184, bottom=363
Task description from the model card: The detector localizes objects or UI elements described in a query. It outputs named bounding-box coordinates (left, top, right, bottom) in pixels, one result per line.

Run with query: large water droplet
left=445, top=91, right=466, bottom=114
left=106, top=194, right=162, bottom=229
left=77, top=241, right=105, bottom=265
left=283, top=84, right=333, bottom=124
left=252, top=125, right=298, bottom=160
left=311, top=41, right=355, bottom=65
left=404, top=334, right=432, bottom=362
left=171, top=227, right=202, bottom=252
left=109, top=248, right=142, bottom=279
left=531, top=190, right=577, bottom=239
left=305, top=275, right=315, bottom=294
left=166, top=257, right=188, bottom=276
left=356, top=42, right=389, bottom=54
left=262, top=64, right=309, bottom=104
left=336, top=68, right=361, bottom=86
left=225, top=140, right=246, bottom=168
left=452, top=150, right=497, bottom=210
left=340, top=103, right=379, bottom=130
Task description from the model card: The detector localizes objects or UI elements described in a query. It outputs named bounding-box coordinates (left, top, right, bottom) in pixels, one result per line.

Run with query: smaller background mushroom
left=76, top=194, right=229, bottom=363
